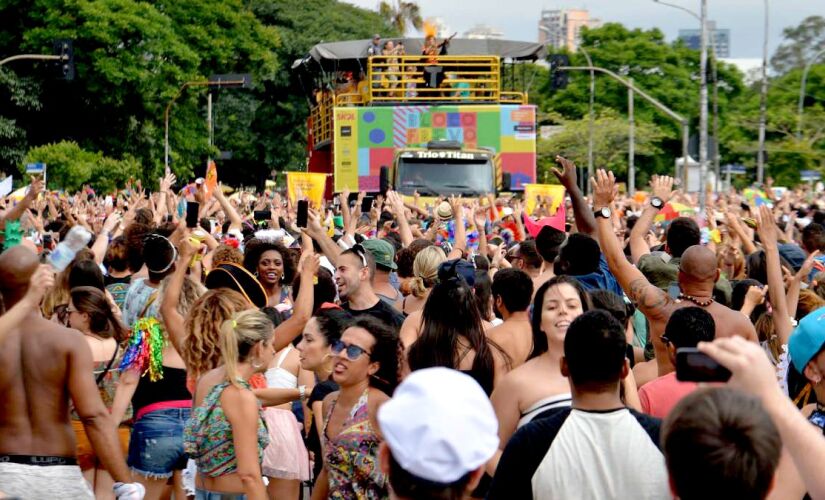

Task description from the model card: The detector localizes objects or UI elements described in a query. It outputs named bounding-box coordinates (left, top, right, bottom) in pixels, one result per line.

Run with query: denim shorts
left=127, top=408, right=191, bottom=479
left=195, top=489, right=247, bottom=500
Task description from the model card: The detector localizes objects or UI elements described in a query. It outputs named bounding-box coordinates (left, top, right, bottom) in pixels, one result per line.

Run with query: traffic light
left=53, top=39, right=74, bottom=81
left=549, top=54, right=569, bottom=90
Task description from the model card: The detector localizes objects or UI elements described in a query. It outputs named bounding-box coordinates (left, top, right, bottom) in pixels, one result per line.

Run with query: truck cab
left=394, top=141, right=496, bottom=197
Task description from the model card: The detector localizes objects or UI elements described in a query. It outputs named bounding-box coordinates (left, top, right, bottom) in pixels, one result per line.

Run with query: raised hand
left=160, top=172, right=176, bottom=193
left=591, top=169, right=618, bottom=209
left=755, top=204, right=779, bottom=250
left=24, top=264, right=55, bottom=308
left=551, top=155, right=577, bottom=189
left=650, top=175, right=674, bottom=204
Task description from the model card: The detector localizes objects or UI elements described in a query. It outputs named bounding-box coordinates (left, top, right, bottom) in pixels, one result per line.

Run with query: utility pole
left=559, top=65, right=690, bottom=181
left=756, top=0, right=769, bottom=183
left=698, top=0, right=709, bottom=210
left=580, top=47, right=596, bottom=195
left=628, top=78, right=635, bottom=195
left=711, top=45, right=720, bottom=192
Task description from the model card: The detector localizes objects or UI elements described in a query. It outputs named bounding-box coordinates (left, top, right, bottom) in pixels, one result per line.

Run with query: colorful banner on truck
left=333, top=104, right=536, bottom=192
left=287, top=172, right=327, bottom=209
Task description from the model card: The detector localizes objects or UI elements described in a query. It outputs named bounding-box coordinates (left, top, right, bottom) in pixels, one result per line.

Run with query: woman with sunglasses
left=295, top=306, right=353, bottom=485
left=67, top=286, right=130, bottom=500
left=312, top=316, right=400, bottom=500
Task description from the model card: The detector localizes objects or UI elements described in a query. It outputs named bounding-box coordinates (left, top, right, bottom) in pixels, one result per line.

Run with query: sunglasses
left=54, top=304, right=69, bottom=325
left=661, top=336, right=671, bottom=345
left=350, top=244, right=368, bottom=268
left=331, top=340, right=372, bottom=361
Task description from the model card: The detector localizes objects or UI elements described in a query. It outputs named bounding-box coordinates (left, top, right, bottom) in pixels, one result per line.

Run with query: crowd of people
left=2, top=156, right=825, bottom=500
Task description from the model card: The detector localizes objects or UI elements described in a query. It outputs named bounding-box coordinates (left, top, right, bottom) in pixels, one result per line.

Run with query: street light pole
left=798, top=48, right=825, bottom=139
left=580, top=47, right=596, bottom=195
left=164, top=76, right=249, bottom=174
left=560, top=65, right=690, bottom=180
left=698, top=0, right=709, bottom=210
left=756, top=0, right=769, bottom=183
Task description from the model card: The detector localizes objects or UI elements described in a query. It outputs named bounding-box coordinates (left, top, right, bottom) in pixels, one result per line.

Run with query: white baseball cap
left=377, top=367, right=499, bottom=483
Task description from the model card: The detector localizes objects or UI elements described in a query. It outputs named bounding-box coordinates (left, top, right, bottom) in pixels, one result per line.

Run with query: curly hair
left=183, top=288, right=250, bottom=380
left=213, top=244, right=244, bottom=266
left=242, top=239, right=296, bottom=284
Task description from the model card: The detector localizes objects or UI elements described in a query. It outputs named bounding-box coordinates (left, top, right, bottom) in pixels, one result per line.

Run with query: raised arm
left=91, top=212, right=122, bottom=266
left=755, top=205, right=793, bottom=345
left=272, top=252, right=319, bottom=351
left=160, top=235, right=196, bottom=356
left=0, top=265, right=53, bottom=347
left=592, top=169, right=672, bottom=323
left=552, top=156, right=595, bottom=237
left=214, top=183, right=243, bottom=230
left=304, top=209, right=342, bottom=266
left=386, top=190, right=414, bottom=248
left=630, top=176, right=674, bottom=264
left=447, top=196, right=466, bottom=260
left=1, top=176, right=43, bottom=229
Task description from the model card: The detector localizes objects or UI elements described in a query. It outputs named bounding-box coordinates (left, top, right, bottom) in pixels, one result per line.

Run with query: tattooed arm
left=592, top=170, right=672, bottom=323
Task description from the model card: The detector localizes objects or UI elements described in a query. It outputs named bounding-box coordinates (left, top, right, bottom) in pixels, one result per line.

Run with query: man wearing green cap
left=362, top=238, right=403, bottom=311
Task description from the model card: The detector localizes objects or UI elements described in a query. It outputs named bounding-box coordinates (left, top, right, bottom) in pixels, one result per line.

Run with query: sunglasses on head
left=331, top=340, right=371, bottom=361
left=350, top=244, right=368, bottom=268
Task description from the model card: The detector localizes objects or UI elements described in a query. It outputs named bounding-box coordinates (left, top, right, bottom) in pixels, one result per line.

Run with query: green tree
left=771, top=15, right=825, bottom=75
left=0, top=68, right=42, bottom=168
left=378, top=1, right=423, bottom=35
left=541, top=23, right=746, bottom=178
left=537, top=109, right=664, bottom=185
left=23, top=140, right=141, bottom=192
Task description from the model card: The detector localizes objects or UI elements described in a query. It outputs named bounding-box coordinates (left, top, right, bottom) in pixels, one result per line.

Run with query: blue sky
left=345, top=0, right=822, bottom=59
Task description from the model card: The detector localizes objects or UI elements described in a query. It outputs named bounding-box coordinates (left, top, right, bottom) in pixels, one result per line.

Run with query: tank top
left=184, top=379, right=269, bottom=477
left=323, top=389, right=388, bottom=499
left=265, top=346, right=297, bottom=389
left=131, top=366, right=192, bottom=418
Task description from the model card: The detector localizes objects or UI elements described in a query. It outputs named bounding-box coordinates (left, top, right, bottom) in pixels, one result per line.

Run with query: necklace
left=678, top=293, right=714, bottom=307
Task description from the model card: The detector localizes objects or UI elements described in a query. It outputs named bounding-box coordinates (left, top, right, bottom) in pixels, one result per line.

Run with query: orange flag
left=205, top=160, right=218, bottom=200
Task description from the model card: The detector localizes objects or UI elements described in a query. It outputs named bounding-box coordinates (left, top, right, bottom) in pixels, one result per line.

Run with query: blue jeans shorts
left=127, top=408, right=191, bottom=479
left=195, top=489, right=247, bottom=500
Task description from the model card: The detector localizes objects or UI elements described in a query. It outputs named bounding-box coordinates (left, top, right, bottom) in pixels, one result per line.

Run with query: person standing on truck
left=420, top=34, right=451, bottom=96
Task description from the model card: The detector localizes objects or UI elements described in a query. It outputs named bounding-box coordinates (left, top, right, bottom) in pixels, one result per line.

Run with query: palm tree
left=379, top=0, right=423, bottom=35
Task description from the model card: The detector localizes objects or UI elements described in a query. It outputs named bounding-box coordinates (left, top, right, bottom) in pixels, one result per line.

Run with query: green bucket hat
left=361, top=238, right=397, bottom=270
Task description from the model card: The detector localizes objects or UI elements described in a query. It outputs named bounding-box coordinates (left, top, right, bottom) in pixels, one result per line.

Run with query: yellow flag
left=523, top=184, right=565, bottom=216
left=287, top=172, right=327, bottom=209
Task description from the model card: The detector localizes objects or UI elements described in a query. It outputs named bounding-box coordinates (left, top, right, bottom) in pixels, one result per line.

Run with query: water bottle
left=48, top=225, right=92, bottom=272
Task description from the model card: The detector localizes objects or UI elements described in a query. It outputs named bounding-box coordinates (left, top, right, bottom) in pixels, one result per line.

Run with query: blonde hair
left=160, top=275, right=206, bottom=317
left=410, top=246, right=447, bottom=298
left=797, top=289, right=825, bottom=320
left=220, top=309, right=274, bottom=387
left=184, top=289, right=249, bottom=380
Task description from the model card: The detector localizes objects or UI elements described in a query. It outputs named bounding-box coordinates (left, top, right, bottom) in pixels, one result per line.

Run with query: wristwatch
left=594, top=207, right=612, bottom=219
left=650, top=196, right=664, bottom=209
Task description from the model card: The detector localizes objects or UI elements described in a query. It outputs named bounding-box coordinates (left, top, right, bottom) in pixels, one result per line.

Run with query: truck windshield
left=396, top=158, right=494, bottom=196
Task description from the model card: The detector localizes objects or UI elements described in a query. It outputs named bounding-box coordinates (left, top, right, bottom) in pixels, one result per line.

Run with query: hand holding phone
left=676, top=347, right=732, bottom=382
left=186, top=201, right=200, bottom=228
left=296, top=200, right=309, bottom=228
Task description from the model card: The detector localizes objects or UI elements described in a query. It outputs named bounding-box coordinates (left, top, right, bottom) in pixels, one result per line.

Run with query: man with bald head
left=0, top=246, right=141, bottom=499
left=591, top=169, right=757, bottom=376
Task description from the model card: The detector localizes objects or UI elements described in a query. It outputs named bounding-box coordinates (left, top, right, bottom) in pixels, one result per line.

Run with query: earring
left=251, top=358, right=263, bottom=369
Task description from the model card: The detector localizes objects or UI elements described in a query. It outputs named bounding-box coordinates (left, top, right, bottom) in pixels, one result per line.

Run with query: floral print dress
left=323, top=389, right=388, bottom=499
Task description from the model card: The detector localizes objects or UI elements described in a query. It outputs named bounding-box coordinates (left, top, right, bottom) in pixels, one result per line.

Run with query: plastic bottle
left=48, top=225, right=92, bottom=272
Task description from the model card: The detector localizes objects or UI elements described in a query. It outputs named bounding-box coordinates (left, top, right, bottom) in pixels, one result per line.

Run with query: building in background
left=464, top=24, right=505, bottom=40
left=424, top=17, right=453, bottom=39
left=538, top=8, right=601, bottom=52
left=678, top=21, right=731, bottom=58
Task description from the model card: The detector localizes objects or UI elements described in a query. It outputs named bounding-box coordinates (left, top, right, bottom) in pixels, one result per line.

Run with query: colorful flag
left=523, top=184, right=565, bottom=216
left=205, top=160, right=218, bottom=200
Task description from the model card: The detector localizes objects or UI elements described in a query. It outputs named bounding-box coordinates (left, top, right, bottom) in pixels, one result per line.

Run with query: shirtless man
left=592, top=170, right=757, bottom=377
left=487, top=268, right=534, bottom=371
left=0, top=246, right=143, bottom=499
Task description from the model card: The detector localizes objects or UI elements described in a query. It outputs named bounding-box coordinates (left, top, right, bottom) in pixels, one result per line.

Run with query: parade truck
left=294, top=38, right=545, bottom=198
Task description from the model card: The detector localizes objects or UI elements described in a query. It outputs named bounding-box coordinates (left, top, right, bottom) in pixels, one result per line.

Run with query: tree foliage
left=23, top=140, right=141, bottom=193
left=771, top=15, right=825, bottom=75
left=537, top=109, right=664, bottom=185
left=379, top=1, right=423, bottom=36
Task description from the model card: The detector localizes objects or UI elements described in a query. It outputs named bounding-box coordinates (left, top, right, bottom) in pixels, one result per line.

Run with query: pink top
left=638, top=372, right=698, bottom=419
